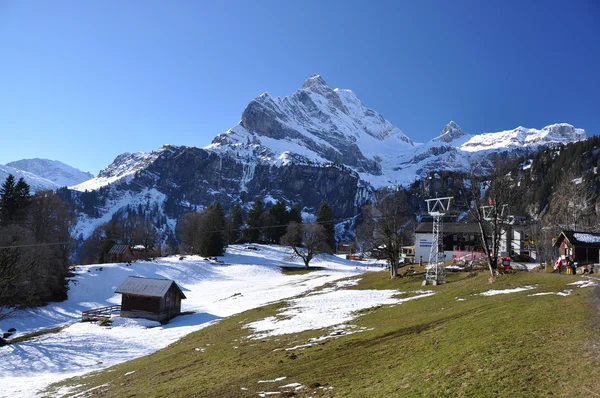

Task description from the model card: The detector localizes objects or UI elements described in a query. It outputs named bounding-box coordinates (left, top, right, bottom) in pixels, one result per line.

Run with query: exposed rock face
left=432, top=121, right=466, bottom=143
left=67, top=75, right=588, bottom=240
left=210, top=74, right=413, bottom=175
left=101, top=146, right=364, bottom=220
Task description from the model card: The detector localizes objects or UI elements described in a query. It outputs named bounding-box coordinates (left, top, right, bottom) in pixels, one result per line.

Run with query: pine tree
left=288, top=205, right=302, bottom=224
left=0, top=174, right=17, bottom=225
left=244, top=199, right=263, bottom=243
left=0, top=175, right=29, bottom=225
left=269, top=201, right=288, bottom=244
left=198, top=203, right=226, bottom=256
left=13, top=177, right=31, bottom=223
left=228, top=203, right=244, bottom=244
left=316, top=201, right=335, bottom=253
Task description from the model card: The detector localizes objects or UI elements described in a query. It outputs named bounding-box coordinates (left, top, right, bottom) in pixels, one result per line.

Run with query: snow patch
left=529, top=290, right=572, bottom=297
left=568, top=280, right=598, bottom=288
left=480, top=286, right=536, bottom=296
left=258, top=376, right=287, bottom=383
left=111, top=317, right=161, bottom=328
left=245, top=289, right=434, bottom=339
left=574, top=233, right=600, bottom=244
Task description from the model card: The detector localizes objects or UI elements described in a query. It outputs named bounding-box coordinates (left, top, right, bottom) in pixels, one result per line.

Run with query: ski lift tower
left=423, top=197, right=453, bottom=285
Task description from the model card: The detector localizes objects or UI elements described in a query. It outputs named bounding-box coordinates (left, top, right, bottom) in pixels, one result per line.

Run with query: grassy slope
left=47, top=271, right=600, bottom=398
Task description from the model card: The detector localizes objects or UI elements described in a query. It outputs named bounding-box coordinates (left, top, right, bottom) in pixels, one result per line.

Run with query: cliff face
left=66, top=75, right=588, bottom=240
left=69, top=143, right=365, bottom=241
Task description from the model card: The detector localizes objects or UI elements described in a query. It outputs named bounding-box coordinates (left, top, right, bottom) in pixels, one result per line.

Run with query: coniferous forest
left=0, top=175, right=74, bottom=320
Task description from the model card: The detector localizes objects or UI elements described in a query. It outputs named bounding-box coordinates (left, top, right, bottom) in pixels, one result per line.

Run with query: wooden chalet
left=337, top=241, right=356, bottom=254
left=131, top=245, right=161, bottom=260
left=554, top=230, right=600, bottom=265
left=108, top=244, right=134, bottom=263
left=115, top=276, right=186, bottom=322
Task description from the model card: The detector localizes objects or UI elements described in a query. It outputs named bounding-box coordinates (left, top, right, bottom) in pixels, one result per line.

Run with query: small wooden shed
left=554, top=230, right=600, bottom=265
left=108, top=244, right=134, bottom=263
left=115, top=276, right=186, bottom=322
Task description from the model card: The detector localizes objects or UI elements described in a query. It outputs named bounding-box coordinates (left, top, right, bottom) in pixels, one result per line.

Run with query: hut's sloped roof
left=560, top=231, right=600, bottom=247
left=115, top=276, right=186, bottom=299
left=109, top=244, right=130, bottom=254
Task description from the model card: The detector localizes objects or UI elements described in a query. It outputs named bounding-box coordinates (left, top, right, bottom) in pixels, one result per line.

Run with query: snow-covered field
left=0, top=245, right=386, bottom=397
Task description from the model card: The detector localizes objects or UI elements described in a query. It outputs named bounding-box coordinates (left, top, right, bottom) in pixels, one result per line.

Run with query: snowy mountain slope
left=6, top=158, right=94, bottom=187
left=205, top=76, right=585, bottom=187
left=0, top=164, right=60, bottom=192
left=70, top=146, right=177, bottom=191
left=207, top=74, right=414, bottom=175
left=460, top=123, right=586, bottom=152
left=432, top=121, right=468, bottom=143
left=61, top=75, right=587, bottom=244
left=0, top=245, right=379, bottom=396
left=74, top=76, right=587, bottom=193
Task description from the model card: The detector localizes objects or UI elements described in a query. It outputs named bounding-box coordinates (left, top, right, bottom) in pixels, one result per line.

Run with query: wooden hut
left=115, top=276, right=186, bottom=322
left=131, top=245, right=161, bottom=260
left=554, top=230, right=600, bottom=265
left=108, top=244, right=134, bottom=263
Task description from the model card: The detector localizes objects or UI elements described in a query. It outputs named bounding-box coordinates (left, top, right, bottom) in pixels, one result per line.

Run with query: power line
left=0, top=241, right=71, bottom=250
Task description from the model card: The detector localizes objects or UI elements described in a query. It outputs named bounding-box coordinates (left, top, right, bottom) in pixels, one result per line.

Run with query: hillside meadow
left=46, top=270, right=600, bottom=397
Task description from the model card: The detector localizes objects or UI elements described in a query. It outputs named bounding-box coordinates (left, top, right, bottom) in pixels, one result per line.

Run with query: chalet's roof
left=115, top=276, right=186, bottom=299
left=415, top=222, right=482, bottom=234
left=556, top=231, right=600, bottom=247
left=108, top=244, right=130, bottom=254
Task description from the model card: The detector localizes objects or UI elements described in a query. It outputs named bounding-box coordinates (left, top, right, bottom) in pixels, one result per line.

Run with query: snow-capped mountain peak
left=208, top=74, right=414, bottom=175
left=6, top=158, right=94, bottom=187
left=71, top=145, right=177, bottom=191
left=301, top=73, right=329, bottom=90
left=460, top=123, right=586, bottom=152
left=432, top=121, right=467, bottom=143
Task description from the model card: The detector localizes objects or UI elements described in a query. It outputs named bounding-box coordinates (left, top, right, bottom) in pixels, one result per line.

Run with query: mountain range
left=0, top=159, right=94, bottom=192
left=1, top=75, right=587, bottom=240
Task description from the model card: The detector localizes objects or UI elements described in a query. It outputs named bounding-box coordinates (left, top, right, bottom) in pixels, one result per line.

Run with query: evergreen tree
left=197, top=203, right=226, bottom=256
left=0, top=175, right=31, bottom=225
left=227, top=203, right=244, bottom=244
left=244, top=199, right=263, bottom=243
left=0, top=174, right=17, bottom=225
left=316, top=201, right=335, bottom=253
left=269, top=201, right=288, bottom=243
left=288, top=205, right=302, bottom=224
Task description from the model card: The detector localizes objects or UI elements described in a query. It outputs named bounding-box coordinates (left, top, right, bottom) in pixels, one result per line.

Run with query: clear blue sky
left=1, top=0, right=598, bottom=175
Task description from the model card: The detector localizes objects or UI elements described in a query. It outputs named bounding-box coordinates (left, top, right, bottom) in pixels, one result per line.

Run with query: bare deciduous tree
left=464, top=159, right=518, bottom=279
left=281, top=222, right=329, bottom=267
left=547, top=170, right=594, bottom=231
left=356, top=188, right=413, bottom=278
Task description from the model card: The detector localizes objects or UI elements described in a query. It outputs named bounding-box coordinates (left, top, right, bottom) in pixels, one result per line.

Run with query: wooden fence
left=82, top=305, right=121, bottom=321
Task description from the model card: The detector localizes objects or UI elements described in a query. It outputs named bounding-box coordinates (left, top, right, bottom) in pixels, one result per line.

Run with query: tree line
left=0, top=174, right=74, bottom=320
left=175, top=199, right=335, bottom=265
left=75, top=197, right=336, bottom=267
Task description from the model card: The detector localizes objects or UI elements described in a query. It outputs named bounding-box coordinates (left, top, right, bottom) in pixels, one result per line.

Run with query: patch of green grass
left=47, top=272, right=600, bottom=397
left=8, top=325, right=69, bottom=344
left=97, top=318, right=112, bottom=327
left=280, top=266, right=326, bottom=275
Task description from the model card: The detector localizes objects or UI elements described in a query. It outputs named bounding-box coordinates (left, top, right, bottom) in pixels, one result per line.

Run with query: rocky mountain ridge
left=0, top=159, right=94, bottom=192
left=5, top=75, right=587, bottom=242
